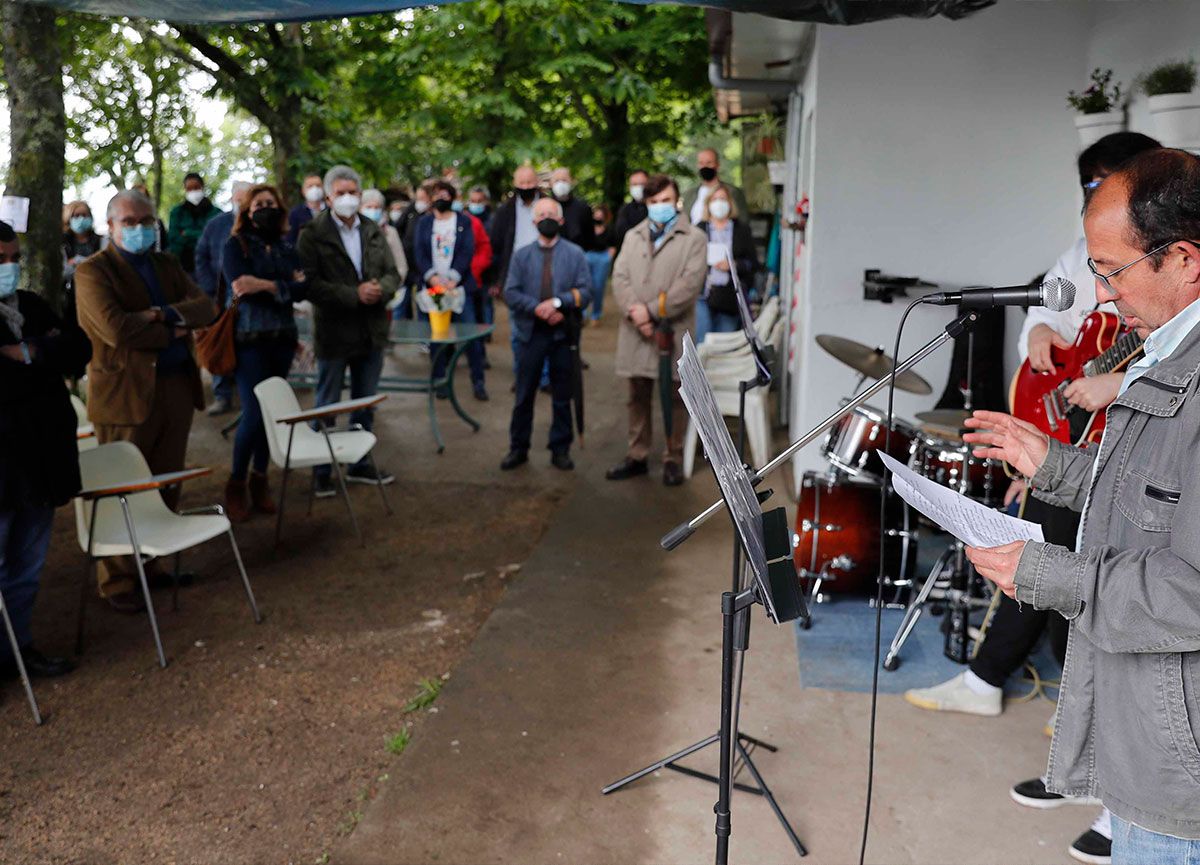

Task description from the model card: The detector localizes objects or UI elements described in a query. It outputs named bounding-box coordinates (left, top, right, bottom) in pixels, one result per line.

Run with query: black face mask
left=698, top=167, right=718, bottom=182
left=593, top=217, right=605, bottom=226
left=516, top=187, right=538, bottom=203
left=251, top=207, right=282, bottom=236
left=536, top=218, right=561, bottom=239
left=433, top=199, right=452, bottom=213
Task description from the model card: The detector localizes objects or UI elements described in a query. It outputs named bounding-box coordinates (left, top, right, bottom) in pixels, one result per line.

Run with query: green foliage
left=385, top=728, right=411, bottom=755
left=1141, top=59, right=1198, bottom=97
left=402, top=677, right=443, bottom=713
left=1068, top=68, right=1123, bottom=115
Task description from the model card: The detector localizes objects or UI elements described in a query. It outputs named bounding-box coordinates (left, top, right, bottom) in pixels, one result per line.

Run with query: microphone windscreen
left=1042, top=277, right=1076, bottom=312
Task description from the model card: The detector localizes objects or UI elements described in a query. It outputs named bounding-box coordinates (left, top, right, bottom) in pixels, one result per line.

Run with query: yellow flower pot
left=429, top=309, right=452, bottom=339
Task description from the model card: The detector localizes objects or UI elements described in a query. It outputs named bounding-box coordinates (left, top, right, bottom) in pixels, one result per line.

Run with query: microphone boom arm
left=660, top=309, right=980, bottom=551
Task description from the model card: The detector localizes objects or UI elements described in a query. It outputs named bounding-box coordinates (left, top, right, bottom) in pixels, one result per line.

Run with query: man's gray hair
left=231, top=180, right=253, bottom=195
left=534, top=198, right=564, bottom=218
left=468, top=184, right=491, bottom=201
left=324, top=164, right=361, bottom=197
left=107, top=188, right=155, bottom=220
left=361, top=188, right=386, bottom=207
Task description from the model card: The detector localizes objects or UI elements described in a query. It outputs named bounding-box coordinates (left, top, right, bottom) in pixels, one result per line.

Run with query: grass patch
left=403, top=677, right=443, bottom=713
left=386, top=728, right=411, bottom=755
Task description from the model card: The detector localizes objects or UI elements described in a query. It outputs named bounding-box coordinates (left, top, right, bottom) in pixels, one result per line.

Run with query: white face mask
left=333, top=193, right=361, bottom=218
left=708, top=199, right=731, bottom=221
left=304, top=185, right=325, bottom=203
left=414, top=200, right=429, bottom=214
left=629, top=184, right=644, bottom=202
left=185, top=190, right=204, bottom=206
left=552, top=180, right=572, bottom=199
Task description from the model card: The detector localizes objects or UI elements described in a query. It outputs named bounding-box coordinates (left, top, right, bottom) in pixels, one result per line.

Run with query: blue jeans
left=314, top=349, right=384, bottom=479
left=233, top=338, right=295, bottom=479
left=213, top=374, right=235, bottom=403
left=431, top=296, right=485, bottom=388
left=1112, top=815, right=1200, bottom=864
left=0, top=507, right=55, bottom=663
left=585, top=250, right=611, bottom=320
left=693, top=297, right=741, bottom=345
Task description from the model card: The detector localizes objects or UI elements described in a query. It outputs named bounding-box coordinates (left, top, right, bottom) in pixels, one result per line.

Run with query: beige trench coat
left=611, top=216, right=708, bottom=380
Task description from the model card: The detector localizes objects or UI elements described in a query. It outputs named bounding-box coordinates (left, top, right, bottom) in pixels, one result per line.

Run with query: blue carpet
left=792, top=571, right=1063, bottom=696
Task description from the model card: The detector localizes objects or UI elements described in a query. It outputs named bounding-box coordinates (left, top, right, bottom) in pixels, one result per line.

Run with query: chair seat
left=83, top=507, right=230, bottom=559
left=273, top=426, right=377, bottom=469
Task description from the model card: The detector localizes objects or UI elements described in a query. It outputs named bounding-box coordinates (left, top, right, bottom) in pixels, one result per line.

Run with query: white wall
left=787, top=1, right=1095, bottom=480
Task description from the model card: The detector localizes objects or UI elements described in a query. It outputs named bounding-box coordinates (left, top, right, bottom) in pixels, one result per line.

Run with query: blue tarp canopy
left=29, top=0, right=992, bottom=25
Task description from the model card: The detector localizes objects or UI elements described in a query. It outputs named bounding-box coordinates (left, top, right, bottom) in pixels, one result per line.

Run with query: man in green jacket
left=167, top=172, right=221, bottom=276
left=297, top=164, right=399, bottom=496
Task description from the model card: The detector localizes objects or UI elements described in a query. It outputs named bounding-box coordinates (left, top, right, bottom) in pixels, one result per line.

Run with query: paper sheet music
left=879, top=453, right=1044, bottom=548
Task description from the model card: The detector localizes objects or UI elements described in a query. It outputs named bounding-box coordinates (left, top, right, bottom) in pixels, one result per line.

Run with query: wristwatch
left=552, top=297, right=563, bottom=309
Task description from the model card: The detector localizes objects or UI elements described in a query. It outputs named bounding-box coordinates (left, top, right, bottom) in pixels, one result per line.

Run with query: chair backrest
left=755, top=296, right=780, bottom=342
left=69, top=393, right=88, bottom=426
left=74, top=441, right=176, bottom=552
left=254, top=376, right=303, bottom=467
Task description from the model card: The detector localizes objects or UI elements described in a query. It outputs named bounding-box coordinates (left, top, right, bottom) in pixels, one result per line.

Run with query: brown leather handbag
left=194, top=294, right=239, bottom=376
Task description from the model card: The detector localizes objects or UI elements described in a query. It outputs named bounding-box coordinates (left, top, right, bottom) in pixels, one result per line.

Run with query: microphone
left=923, top=277, right=1076, bottom=312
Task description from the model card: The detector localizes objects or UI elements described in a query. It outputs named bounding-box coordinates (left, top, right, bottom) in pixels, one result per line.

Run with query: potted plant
left=1142, top=59, right=1200, bottom=148
left=1068, top=68, right=1125, bottom=147
left=415, top=283, right=461, bottom=338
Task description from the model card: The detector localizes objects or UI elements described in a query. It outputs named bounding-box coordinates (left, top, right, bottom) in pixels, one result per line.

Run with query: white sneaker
left=904, top=672, right=1002, bottom=717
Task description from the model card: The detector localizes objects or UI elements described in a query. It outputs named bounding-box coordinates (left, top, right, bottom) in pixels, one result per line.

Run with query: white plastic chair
left=74, top=442, right=261, bottom=668
left=70, top=393, right=96, bottom=450
left=254, top=376, right=392, bottom=548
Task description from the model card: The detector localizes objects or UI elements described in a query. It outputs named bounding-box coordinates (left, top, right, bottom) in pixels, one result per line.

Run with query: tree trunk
left=269, top=113, right=300, bottom=199
left=2, top=3, right=66, bottom=309
left=599, top=100, right=630, bottom=211
left=482, top=3, right=510, bottom=199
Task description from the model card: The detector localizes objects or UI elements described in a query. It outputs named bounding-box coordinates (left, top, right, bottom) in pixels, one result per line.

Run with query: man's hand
left=534, top=299, right=558, bottom=321
left=965, top=540, right=1027, bottom=598
left=0, top=343, right=31, bottom=362
left=1027, top=324, right=1072, bottom=374
left=547, top=311, right=565, bottom=326
left=962, top=410, right=1050, bottom=478
left=1063, top=372, right=1122, bottom=413
left=713, top=258, right=730, bottom=272
left=637, top=321, right=654, bottom=339
left=629, top=303, right=651, bottom=328
left=358, top=280, right=383, bottom=304
left=1003, top=477, right=1026, bottom=508
left=138, top=308, right=163, bottom=324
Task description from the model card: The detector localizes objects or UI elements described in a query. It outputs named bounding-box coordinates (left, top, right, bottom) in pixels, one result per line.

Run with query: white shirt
left=690, top=184, right=713, bottom=225
left=431, top=214, right=458, bottom=278
left=1017, top=237, right=1117, bottom=361
left=335, top=214, right=364, bottom=280
left=514, top=197, right=538, bottom=253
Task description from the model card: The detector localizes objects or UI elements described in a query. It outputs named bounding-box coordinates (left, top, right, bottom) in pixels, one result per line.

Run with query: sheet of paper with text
left=879, top=452, right=1044, bottom=548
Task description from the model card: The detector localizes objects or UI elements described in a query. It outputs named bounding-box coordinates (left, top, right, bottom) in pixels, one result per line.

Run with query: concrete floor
left=335, top=312, right=1094, bottom=865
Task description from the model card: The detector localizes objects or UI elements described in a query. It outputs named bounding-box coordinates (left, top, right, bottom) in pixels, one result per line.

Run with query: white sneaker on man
left=904, top=671, right=1002, bottom=717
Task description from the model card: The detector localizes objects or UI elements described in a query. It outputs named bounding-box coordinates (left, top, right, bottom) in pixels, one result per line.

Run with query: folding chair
left=253, top=376, right=393, bottom=548
left=1, top=589, right=41, bottom=724
left=74, top=442, right=262, bottom=669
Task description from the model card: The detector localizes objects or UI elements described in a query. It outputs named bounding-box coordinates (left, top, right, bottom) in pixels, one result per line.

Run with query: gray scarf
left=0, top=293, right=22, bottom=341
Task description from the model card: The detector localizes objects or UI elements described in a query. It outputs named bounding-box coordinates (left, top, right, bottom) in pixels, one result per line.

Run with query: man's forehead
left=1084, top=180, right=1133, bottom=257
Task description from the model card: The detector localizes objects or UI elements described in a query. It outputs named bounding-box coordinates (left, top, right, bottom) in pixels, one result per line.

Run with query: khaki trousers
left=93, top=372, right=195, bottom=597
left=626, top=376, right=686, bottom=464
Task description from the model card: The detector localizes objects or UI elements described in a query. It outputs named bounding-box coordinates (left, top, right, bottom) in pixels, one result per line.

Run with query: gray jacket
left=1014, top=320, right=1200, bottom=839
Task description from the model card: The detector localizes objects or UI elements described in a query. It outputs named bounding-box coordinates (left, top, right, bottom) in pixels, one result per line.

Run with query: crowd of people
left=0, top=146, right=763, bottom=694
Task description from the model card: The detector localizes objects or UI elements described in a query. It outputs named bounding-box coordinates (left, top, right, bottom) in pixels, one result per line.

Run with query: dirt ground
left=0, top=310, right=580, bottom=865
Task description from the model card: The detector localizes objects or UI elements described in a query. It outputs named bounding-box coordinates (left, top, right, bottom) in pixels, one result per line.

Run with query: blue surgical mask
left=0, top=262, right=19, bottom=299
left=647, top=202, right=677, bottom=225
left=467, top=203, right=486, bottom=215
left=120, top=224, right=157, bottom=255
left=70, top=215, right=93, bottom=234
left=451, top=200, right=464, bottom=212
left=361, top=207, right=384, bottom=224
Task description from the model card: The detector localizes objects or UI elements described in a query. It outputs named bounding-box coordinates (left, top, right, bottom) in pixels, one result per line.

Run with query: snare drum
left=793, top=471, right=918, bottom=595
left=909, top=434, right=1005, bottom=507
left=822, top=405, right=917, bottom=482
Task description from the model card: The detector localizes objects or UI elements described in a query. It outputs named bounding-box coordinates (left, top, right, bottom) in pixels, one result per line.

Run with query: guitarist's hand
left=963, top=411, right=1049, bottom=478
left=1027, top=324, right=1072, bottom=373
left=1064, top=373, right=1123, bottom=413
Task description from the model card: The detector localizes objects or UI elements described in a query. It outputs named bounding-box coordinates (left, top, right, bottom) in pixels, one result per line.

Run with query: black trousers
left=969, top=494, right=1078, bottom=688
left=509, top=324, right=573, bottom=454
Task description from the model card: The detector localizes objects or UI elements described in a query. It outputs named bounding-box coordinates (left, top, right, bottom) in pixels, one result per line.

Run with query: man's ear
left=1180, top=240, right=1200, bottom=286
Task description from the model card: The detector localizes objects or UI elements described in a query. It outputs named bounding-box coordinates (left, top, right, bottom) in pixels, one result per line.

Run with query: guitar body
left=1010, top=311, right=1126, bottom=446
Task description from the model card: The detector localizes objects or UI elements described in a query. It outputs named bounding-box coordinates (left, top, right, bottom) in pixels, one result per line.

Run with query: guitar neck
left=1083, top=328, right=1143, bottom=377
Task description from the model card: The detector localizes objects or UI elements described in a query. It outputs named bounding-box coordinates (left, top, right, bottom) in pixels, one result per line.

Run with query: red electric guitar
left=1009, top=311, right=1143, bottom=446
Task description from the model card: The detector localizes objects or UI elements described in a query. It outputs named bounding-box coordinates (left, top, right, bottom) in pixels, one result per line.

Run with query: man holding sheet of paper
left=956, top=149, right=1200, bottom=862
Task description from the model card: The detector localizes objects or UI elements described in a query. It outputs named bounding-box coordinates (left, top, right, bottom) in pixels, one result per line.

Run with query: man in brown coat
left=608, top=174, right=708, bottom=486
left=75, top=189, right=217, bottom=610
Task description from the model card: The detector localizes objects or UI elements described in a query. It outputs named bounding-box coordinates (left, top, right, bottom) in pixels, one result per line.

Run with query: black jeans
left=509, top=324, right=573, bottom=455
left=969, top=494, right=1078, bottom=688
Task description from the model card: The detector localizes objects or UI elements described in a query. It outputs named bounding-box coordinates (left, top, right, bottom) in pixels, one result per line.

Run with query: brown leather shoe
left=105, top=590, right=147, bottom=614
left=248, top=471, right=277, bottom=515
left=225, top=477, right=251, bottom=523
left=663, top=461, right=684, bottom=487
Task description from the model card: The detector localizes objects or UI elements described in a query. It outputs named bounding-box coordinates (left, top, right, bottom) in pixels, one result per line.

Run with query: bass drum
left=793, top=471, right=918, bottom=596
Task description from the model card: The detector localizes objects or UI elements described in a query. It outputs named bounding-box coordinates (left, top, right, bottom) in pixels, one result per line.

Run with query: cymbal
left=915, top=409, right=973, bottom=428
left=816, top=334, right=933, bottom=395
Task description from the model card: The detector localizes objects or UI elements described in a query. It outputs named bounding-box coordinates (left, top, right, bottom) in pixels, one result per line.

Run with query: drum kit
left=793, top=334, right=1006, bottom=669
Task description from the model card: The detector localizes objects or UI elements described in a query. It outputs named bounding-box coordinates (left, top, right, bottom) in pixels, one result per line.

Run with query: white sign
left=0, top=196, right=30, bottom=233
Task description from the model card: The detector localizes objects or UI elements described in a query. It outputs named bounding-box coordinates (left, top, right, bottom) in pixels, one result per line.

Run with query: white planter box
left=1148, top=92, right=1200, bottom=149
left=1074, top=110, right=1125, bottom=147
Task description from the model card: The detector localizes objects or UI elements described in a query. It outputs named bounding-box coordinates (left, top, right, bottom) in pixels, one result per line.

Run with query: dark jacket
left=487, top=193, right=542, bottom=290
left=194, top=210, right=233, bottom=301
left=613, top=200, right=647, bottom=257
left=167, top=197, right=221, bottom=273
left=413, top=212, right=477, bottom=294
left=696, top=217, right=760, bottom=299
left=502, top=239, right=591, bottom=344
left=222, top=232, right=307, bottom=341
left=397, top=204, right=422, bottom=287
left=287, top=202, right=322, bottom=246
left=296, top=210, right=399, bottom=360
left=556, top=195, right=594, bottom=252
left=0, top=291, right=92, bottom=510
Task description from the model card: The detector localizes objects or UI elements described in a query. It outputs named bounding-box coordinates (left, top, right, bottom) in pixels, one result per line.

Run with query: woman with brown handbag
left=221, top=183, right=307, bottom=521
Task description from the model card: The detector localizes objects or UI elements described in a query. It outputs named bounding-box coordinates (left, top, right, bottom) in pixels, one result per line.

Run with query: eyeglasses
left=1087, top=240, right=1177, bottom=292
left=1083, top=179, right=1103, bottom=190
